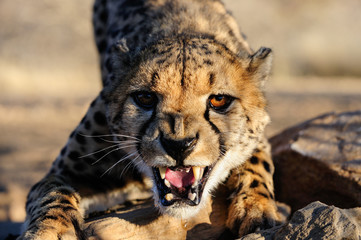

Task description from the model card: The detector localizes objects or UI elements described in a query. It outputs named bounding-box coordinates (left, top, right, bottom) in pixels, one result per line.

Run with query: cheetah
left=19, top=0, right=282, bottom=239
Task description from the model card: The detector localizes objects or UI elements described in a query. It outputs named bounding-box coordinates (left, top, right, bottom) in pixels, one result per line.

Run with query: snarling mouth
left=152, top=166, right=212, bottom=206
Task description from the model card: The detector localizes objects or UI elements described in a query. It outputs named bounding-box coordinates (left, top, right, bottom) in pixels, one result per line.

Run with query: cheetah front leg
left=19, top=176, right=85, bottom=240
left=19, top=94, right=150, bottom=240
left=225, top=140, right=282, bottom=237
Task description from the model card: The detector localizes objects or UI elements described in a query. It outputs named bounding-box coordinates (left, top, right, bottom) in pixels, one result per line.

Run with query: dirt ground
left=0, top=0, right=361, bottom=238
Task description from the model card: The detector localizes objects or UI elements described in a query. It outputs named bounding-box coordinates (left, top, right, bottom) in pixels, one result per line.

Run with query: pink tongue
left=165, top=168, right=195, bottom=188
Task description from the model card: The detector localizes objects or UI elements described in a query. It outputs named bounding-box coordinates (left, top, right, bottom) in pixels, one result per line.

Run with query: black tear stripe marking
left=203, top=107, right=227, bottom=158
left=263, top=161, right=271, bottom=173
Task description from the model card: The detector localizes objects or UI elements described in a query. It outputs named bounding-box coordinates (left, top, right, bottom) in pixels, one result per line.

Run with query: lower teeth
left=165, top=193, right=174, bottom=201
left=188, top=192, right=196, bottom=201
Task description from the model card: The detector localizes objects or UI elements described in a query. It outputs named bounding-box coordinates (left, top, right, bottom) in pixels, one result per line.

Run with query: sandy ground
left=0, top=0, right=361, bottom=238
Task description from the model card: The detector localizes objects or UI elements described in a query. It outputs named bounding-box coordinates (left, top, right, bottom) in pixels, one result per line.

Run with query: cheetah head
left=105, top=36, right=272, bottom=218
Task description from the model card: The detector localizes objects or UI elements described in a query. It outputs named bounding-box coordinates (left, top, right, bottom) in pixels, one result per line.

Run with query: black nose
left=160, top=133, right=198, bottom=165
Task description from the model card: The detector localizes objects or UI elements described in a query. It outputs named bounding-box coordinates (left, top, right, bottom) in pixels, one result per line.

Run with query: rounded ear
left=247, top=47, right=273, bottom=89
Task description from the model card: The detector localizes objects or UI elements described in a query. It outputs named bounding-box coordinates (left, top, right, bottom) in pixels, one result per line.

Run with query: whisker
left=79, top=133, right=140, bottom=141
left=91, top=145, right=135, bottom=165
left=99, top=138, right=139, bottom=144
left=80, top=143, right=136, bottom=159
left=119, top=155, right=140, bottom=179
left=79, top=144, right=118, bottom=158
left=101, top=151, right=138, bottom=177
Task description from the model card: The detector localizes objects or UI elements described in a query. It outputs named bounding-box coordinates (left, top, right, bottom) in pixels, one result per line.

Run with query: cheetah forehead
left=118, top=37, right=251, bottom=99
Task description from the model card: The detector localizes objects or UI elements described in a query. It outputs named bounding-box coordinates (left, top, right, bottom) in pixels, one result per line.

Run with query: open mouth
left=152, top=166, right=212, bottom=206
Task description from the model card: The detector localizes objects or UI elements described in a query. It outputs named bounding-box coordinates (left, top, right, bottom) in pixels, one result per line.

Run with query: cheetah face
left=107, top=37, right=272, bottom=218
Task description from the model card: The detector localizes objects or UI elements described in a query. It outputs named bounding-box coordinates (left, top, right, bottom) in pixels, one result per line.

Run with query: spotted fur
left=20, top=0, right=282, bottom=239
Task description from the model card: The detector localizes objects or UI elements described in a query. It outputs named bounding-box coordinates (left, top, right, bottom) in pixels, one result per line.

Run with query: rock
left=240, top=201, right=361, bottom=240
left=270, top=110, right=361, bottom=211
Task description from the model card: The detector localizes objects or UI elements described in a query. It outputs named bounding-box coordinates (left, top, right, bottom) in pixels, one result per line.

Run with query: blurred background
left=0, top=0, right=360, bottom=237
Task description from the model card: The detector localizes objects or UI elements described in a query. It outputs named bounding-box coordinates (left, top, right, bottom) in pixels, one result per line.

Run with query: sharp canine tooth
left=164, top=179, right=171, bottom=188
left=188, top=192, right=196, bottom=201
left=192, top=166, right=201, bottom=180
left=199, top=167, right=204, bottom=179
left=185, top=168, right=190, bottom=173
left=159, top=167, right=166, bottom=179
left=165, top=193, right=173, bottom=201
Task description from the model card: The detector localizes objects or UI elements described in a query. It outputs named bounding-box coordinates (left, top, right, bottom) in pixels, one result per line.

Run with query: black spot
left=263, top=161, right=271, bottom=173
left=95, top=27, right=104, bottom=36
left=84, top=120, right=91, bottom=130
left=60, top=146, right=67, bottom=156
left=68, top=151, right=80, bottom=161
left=94, top=111, right=107, bottom=126
left=97, top=39, right=107, bottom=53
left=250, top=156, right=259, bottom=164
left=249, top=129, right=254, bottom=134
left=203, top=59, right=213, bottom=65
left=75, top=133, right=86, bottom=145
left=209, top=72, right=215, bottom=85
left=250, top=180, right=259, bottom=188
left=99, top=9, right=108, bottom=23
left=246, top=115, right=251, bottom=122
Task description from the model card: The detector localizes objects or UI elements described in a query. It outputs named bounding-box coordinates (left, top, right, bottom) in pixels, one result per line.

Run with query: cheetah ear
left=247, top=47, right=273, bottom=88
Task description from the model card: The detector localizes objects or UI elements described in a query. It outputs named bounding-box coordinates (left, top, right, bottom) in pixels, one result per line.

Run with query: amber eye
left=132, top=91, right=157, bottom=109
left=208, top=95, right=233, bottom=112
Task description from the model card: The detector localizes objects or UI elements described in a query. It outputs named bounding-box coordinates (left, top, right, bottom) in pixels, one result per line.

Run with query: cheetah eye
left=132, top=91, right=158, bottom=110
left=208, top=95, right=234, bottom=112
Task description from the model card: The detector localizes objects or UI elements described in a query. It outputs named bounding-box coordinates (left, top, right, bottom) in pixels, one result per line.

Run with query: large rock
left=240, top=201, right=361, bottom=240
left=270, top=110, right=361, bottom=211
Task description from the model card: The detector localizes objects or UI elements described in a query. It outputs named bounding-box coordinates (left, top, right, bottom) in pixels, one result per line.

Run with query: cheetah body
left=20, top=0, right=281, bottom=239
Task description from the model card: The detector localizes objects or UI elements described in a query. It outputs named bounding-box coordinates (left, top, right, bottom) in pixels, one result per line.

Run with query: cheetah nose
left=160, top=133, right=198, bottom=165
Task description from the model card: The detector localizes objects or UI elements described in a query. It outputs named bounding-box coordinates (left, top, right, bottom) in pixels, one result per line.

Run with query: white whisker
left=99, top=138, right=139, bottom=144
left=101, top=151, right=138, bottom=177
left=119, top=155, right=140, bottom=179
left=80, top=133, right=140, bottom=141
left=91, top=145, right=135, bottom=165
left=79, top=144, right=119, bottom=158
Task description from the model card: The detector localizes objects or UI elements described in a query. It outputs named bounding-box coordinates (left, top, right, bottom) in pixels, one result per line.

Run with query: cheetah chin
left=152, top=165, right=212, bottom=207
